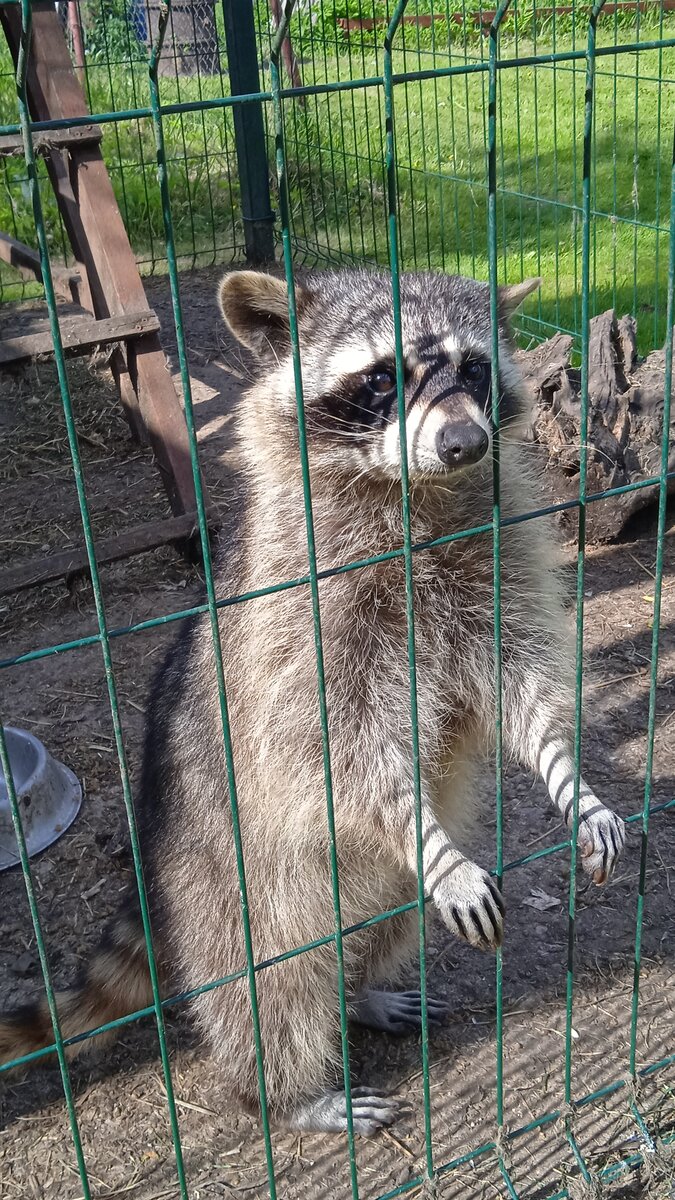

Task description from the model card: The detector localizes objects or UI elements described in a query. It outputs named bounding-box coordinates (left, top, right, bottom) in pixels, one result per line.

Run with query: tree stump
left=516, top=312, right=674, bottom=542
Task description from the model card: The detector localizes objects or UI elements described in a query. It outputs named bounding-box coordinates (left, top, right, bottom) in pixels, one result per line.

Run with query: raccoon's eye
left=462, top=360, right=488, bottom=384
left=366, top=370, right=396, bottom=395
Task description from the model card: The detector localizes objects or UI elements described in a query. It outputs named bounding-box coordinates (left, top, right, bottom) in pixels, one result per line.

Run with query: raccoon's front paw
left=574, top=804, right=626, bottom=886
left=433, top=860, right=504, bottom=951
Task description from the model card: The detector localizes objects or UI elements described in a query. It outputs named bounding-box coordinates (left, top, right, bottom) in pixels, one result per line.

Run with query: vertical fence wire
left=487, top=1, right=511, bottom=1174
left=563, top=2, right=606, bottom=1179
left=551, top=5, right=562, bottom=333
left=0, top=731, right=90, bottom=1199
left=148, top=5, right=279, bottom=1197
left=270, top=5, right=361, bottom=1195
left=0, top=23, right=92, bottom=1200
left=631, top=1, right=642, bottom=322
left=571, top=5, right=580, bottom=337
left=628, top=119, right=675, bottom=1089
left=9, top=1, right=190, bottom=1196
left=611, top=5, right=619, bottom=313
left=653, top=3, right=666, bottom=349
left=383, top=1, right=434, bottom=1180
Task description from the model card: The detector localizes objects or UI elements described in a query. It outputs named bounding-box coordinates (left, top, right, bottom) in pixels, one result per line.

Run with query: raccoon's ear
left=498, top=277, right=541, bottom=317
left=219, top=271, right=312, bottom=357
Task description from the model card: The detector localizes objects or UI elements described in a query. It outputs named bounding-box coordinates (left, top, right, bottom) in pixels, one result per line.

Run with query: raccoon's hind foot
left=286, top=1087, right=400, bottom=1136
left=349, top=988, right=448, bottom=1036
left=573, top=803, right=626, bottom=886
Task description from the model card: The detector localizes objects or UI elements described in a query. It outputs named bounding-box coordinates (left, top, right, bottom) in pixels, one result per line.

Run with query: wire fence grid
left=0, top=0, right=674, bottom=1197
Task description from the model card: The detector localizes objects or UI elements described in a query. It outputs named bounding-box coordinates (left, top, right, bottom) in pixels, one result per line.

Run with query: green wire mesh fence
left=0, top=0, right=674, bottom=1197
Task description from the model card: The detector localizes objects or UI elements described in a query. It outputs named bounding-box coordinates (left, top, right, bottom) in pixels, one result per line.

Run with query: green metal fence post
left=222, top=0, right=276, bottom=264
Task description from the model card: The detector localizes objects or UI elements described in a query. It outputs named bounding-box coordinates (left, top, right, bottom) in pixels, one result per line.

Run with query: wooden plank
left=0, top=123, right=102, bottom=157
left=338, top=0, right=675, bottom=31
left=477, top=0, right=675, bottom=19
left=0, top=230, right=81, bottom=303
left=36, top=131, right=142, bottom=436
left=0, top=309, right=160, bottom=364
left=0, top=3, right=197, bottom=517
left=0, top=512, right=218, bottom=597
left=36, top=148, right=94, bottom=314
left=337, top=14, right=463, bottom=29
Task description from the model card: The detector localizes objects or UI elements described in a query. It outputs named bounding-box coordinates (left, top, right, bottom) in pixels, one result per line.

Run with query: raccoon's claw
left=287, top=1087, right=400, bottom=1136
left=576, top=805, right=626, bottom=885
left=349, top=987, right=448, bottom=1035
left=434, top=860, right=504, bottom=951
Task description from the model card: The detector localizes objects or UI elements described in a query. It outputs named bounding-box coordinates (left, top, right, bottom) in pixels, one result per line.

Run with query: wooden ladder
left=0, top=3, right=205, bottom=594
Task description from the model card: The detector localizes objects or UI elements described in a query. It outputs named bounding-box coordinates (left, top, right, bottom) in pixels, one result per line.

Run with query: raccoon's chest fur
left=330, top=538, right=497, bottom=750
left=220, top=483, right=508, bottom=795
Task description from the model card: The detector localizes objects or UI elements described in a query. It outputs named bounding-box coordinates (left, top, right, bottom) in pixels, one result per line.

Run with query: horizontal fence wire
left=0, top=1, right=673, bottom=1198
left=2, top=470, right=675, bottom=672
left=2, top=35, right=675, bottom=128
left=1, top=790, right=674, bottom=1076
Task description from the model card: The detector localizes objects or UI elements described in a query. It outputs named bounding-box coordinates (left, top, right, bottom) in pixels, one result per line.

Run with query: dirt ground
left=0, top=267, right=674, bottom=1200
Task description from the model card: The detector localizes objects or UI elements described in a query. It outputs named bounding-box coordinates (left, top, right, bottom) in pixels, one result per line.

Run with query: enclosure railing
left=0, top=1, right=674, bottom=1198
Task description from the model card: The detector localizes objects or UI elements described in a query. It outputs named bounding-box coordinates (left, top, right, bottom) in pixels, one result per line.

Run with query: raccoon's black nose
left=436, top=422, right=489, bottom=468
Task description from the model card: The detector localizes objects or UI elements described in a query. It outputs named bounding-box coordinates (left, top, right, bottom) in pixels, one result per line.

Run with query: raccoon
left=0, top=268, right=625, bottom=1136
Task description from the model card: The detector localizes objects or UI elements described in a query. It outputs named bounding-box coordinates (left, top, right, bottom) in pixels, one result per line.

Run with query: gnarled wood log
left=516, top=312, right=673, bottom=542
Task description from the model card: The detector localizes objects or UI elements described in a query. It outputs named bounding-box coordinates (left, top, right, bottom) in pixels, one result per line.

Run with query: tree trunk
left=516, top=312, right=673, bottom=542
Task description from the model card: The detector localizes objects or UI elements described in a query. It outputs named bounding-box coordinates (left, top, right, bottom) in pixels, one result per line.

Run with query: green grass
left=282, top=23, right=675, bottom=353
left=1, top=13, right=673, bottom=354
left=0, top=50, right=244, bottom=293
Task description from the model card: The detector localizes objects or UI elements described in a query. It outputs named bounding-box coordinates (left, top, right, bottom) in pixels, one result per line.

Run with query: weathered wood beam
left=0, top=230, right=81, bottom=304
left=0, top=309, right=160, bottom=365
left=0, top=2, right=198, bottom=517
left=0, top=512, right=218, bottom=597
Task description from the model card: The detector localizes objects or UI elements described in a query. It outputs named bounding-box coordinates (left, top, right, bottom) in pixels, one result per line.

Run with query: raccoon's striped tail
left=0, top=908, right=159, bottom=1068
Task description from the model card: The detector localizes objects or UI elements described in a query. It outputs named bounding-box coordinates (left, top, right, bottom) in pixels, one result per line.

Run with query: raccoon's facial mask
left=379, top=353, right=494, bottom=478
left=312, top=349, right=495, bottom=479
left=316, top=362, right=399, bottom=432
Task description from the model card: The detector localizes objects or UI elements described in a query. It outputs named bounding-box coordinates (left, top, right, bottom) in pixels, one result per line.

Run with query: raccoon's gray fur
left=1, top=268, right=625, bottom=1136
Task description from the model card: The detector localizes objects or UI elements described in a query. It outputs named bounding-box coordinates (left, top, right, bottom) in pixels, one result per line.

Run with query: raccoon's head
left=219, top=268, right=538, bottom=483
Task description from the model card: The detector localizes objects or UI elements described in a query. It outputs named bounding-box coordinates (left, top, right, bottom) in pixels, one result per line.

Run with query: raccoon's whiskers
left=329, top=462, right=375, bottom=503
left=503, top=436, right=617, bottom=471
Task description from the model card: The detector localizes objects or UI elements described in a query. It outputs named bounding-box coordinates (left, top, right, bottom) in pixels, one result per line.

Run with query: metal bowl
left=0, top=727, right=82, bottom=872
